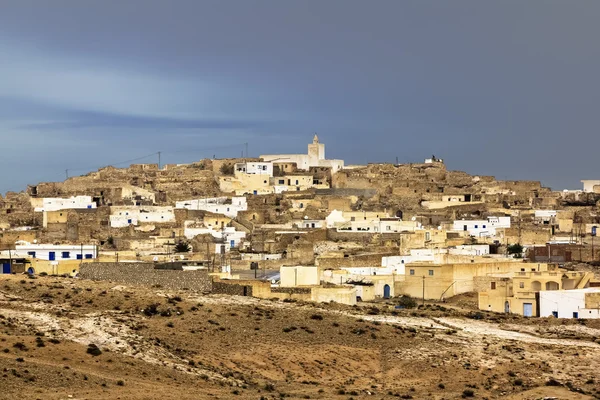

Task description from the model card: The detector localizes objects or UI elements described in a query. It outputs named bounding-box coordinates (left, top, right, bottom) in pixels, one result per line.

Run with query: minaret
left=308, top=133, right=325, bottom=162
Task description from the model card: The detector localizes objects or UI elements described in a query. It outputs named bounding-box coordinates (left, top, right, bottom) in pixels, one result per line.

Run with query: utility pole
left=422, top=275, right=425, bottom=306
left=65, top=169, right=69, bottom=180
left=517, top=210, right=522, bottom=245
left=158, top=152, right=161, bottom=170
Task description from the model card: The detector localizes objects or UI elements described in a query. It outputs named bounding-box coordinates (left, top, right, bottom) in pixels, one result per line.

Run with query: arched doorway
left=531, top=281, right=541, bottom=291
left=383, top=284, right=391, bottom=299
left=546, top=281, right=559, bottom=291
left=27, top=267, right=35, bottom=275
left=504, top=301, right=510, bottom=313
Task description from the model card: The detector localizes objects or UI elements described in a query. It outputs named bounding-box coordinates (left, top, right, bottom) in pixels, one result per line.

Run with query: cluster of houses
left=1, top=135, right=600, bottom=319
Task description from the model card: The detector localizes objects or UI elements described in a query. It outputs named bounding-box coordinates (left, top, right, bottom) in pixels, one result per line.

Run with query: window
left=386, top=226, right=391, bottom=231
left=491, top=282, right=496, bottom=290
left=401, top=260, right=405, bottom=264
left=409, top=269, right=415, bottom=275
left=62, top=251, right=70, bottom=259
left=519, top=282, right=524, bottom=288
left=425, top=232, right=431, bottom=241
left=482, top=225, right=486, bottom=228
left=278, top=180, right=284, bottom=184
left=474, top=225, right=478, bottom=228
left=295, top=180, right=299, bottom=185
left=428, top=270, right=434, bottom=276
left=27, top=251, right=36, bottom=258
left=76, top=254, right=83, bottom=260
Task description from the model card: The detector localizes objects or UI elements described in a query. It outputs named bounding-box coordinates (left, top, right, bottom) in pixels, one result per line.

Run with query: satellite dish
left=180, top=255, right=185, bottom=260
left=153, top=256, right=159, bottom=262
left=411, top=216, right=416, bottom=221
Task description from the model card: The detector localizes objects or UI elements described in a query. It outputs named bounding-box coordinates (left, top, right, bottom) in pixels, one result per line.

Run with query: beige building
left=478, top=269, right=595, bottom=317
left=219, top=173, right=273, bottom=195
left=396, top=261, right=550, bottom=300
left=280, top=265, right=319, bottom=287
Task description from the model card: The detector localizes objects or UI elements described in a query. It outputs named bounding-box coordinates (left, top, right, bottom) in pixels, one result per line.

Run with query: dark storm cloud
left=1, top=0, right=599, bottom=192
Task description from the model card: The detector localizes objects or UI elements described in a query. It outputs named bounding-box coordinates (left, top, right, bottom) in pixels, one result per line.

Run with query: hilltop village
left=2, top=135, right=600, bottom=318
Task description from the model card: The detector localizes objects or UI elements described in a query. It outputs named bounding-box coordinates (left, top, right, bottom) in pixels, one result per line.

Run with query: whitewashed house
left=12, top=242, right=97, bottom=261
left=175, top=197, right=247, bottom=218
left=540, top=288, right=600, bottom=319
left=110, top=206, right=175, bottom=227
left=33, top=196, right=96, bottom=212
left=452, top=216, right=510, bottom=237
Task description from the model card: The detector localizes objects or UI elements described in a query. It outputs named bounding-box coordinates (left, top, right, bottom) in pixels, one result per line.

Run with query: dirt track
left=1, top=275, right=599, bottom=399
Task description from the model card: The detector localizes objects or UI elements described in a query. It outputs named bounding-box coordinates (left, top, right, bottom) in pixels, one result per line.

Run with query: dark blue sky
left=1, top=0, right=599, bottom=193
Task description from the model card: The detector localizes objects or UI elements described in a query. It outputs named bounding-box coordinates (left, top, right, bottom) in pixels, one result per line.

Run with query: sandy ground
left=1, top=274, right=599, bottom=399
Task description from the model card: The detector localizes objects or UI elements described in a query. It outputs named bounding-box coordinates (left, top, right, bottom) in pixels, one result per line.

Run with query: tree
left=507, top=243, right=523, bottom=258
left=174, top=241, right=191, bottom=253
left=219, top=163, right=234, bottom=175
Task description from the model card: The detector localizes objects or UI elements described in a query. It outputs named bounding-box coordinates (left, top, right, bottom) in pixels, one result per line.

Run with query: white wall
left=582, top=180, right=600, bottom=193
left=12, top=243, right=97, bottom=261
left=110, top=206, right=175, bottom=227
left=539, top=289, right=600, bottom=319
left=235, top=162, right=273, bottom=176
left=301, top=220, right=324, bottom=229
left=176, top=197, right=247, bottom=218
left=453, top=216, right=510, bottom=237
left=34, top=196, right=96, bottom=212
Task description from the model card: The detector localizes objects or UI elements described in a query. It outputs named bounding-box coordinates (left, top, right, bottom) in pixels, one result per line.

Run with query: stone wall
left=79, top=262, right=212, bottom=292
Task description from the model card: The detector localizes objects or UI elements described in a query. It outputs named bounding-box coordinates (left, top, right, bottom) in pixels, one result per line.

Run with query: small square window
left=483, top=225, right=486, bottom=228
left=491, top=282, right=496, bottom=290
left=428, top=270, right=434, bottom=276
left=409, top=269, right=415, bottom=276
left=519, top=282, right=525, bottom=288
left=474, top=225, right=478, bottom=228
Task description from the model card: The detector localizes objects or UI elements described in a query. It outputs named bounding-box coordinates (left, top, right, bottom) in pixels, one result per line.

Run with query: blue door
left=2, top=263, right=10, bottom=274
left=27, top=267, right=34, bottom=275
left=230, top=239, right=235, bottom=248
left=523, top=303, right=533, bottom=317
left=49, top=252, right=56, bottom=261
left=383, top=284, right=391, bottom=299
left=573, top=312, right=579, bottom=319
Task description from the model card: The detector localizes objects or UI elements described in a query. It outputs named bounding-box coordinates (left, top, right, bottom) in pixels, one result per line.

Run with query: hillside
left=1, top=274, right=599, bottom=399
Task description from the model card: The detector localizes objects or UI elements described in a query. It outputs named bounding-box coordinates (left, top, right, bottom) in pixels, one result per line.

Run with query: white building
left=534, top=210, right=557, bottom=224
left=260, top=134, right=344, bottom=173
left=11, top=242, right=97, bottom=261
left=453, top=216, right=511, bottom=237
left=582, top=180, right=600, bottom=193
left=299, top=219, right=325, bottom=229
left=449, top=245, right=490, bottom=256
left=539, top=288, right=600, bottom=319
left=234, top=162, right=273, bottom=176
left=183, top=224, right=246, bottom=249
left=110, top=206, right=175, bottom=227
left=175, top=197, right=247, bottom=218
left=33, top=196, right=96, bottom=212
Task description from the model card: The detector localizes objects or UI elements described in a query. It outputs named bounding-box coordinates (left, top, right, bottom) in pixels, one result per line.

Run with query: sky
left=1, top=0, right=599, bottom=193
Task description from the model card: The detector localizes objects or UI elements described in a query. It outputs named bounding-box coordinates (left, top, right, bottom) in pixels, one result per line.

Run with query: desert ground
left=1, top=274, right=599, bottom=399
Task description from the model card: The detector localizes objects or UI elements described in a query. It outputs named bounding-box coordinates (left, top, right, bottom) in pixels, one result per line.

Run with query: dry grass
left=1, top=275, right=599, bottom=399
